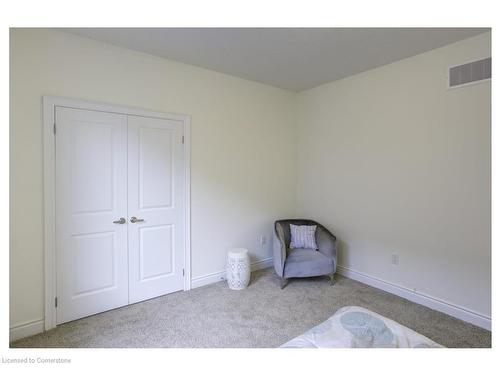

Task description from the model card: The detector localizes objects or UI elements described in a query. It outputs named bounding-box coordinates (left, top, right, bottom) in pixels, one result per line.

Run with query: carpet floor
left=11, top=268, right=491, bottom=348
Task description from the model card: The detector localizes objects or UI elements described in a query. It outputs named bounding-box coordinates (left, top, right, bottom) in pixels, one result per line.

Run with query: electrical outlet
left=391, top=253, right=399, bottom=266
left=260, top=235, right=267, bottom=246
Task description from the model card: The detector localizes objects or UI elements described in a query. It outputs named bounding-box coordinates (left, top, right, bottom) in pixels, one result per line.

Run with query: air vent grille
left=449, top=57, right=491, bottom=88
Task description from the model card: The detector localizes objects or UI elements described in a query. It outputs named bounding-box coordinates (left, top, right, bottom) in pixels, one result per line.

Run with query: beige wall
left=296, top=32, right=491, bottom=317
left=9, top=29, right=297, bottom=328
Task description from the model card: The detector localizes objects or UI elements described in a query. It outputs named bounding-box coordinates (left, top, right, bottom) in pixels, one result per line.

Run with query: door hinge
left=181, top=135, right=184, bottom=144
left=53, top=122, right=56, bottom=134
left=55, top=297, right=58, bottom=308
left=182, top=269, right=185, bottom=277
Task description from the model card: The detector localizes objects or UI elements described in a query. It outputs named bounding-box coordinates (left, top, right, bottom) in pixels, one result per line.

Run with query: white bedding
left=281, top=306, right=443, bottom=348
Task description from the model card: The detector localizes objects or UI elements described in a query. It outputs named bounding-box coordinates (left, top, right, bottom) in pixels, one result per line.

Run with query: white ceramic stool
left=226, top=248, right=250, bottom=290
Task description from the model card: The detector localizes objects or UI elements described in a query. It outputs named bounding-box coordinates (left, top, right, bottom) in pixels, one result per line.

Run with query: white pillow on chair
left=289, top=224, right=318, bottom=250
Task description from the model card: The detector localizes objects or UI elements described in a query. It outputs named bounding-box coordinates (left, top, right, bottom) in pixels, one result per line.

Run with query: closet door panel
left=127, top=115, right=185, bottom=303
left=55, top=107, right=128, bottom=324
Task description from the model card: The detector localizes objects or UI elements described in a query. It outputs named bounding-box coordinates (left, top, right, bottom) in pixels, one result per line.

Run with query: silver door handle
left=130, top=216, right=144, bottom=223
left=113, top=217, right=126, bottom=224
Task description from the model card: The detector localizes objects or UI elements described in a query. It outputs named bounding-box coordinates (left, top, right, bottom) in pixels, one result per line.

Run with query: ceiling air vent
left=449, top=57, right=491, bottom=88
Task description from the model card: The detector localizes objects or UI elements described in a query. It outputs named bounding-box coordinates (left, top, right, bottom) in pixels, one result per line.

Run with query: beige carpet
left=11, top=268, right=491, bottom=348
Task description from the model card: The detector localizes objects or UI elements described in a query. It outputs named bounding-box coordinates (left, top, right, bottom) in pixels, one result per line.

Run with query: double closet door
left=55, top=107, right=185, bottom=324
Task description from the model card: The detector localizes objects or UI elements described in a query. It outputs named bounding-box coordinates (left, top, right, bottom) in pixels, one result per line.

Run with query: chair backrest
left=274, top=219, right=336, bottom=247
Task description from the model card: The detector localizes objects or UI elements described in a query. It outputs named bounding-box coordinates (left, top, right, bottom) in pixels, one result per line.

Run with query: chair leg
left=280, top=277, right=287, bottom=289
left=330, top=273, right=335, bottom=286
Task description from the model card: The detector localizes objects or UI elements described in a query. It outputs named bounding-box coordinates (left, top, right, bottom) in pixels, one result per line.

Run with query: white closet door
left=55, top=107, right=128, bottom=324
left=127, top=115, right=185, bottom=303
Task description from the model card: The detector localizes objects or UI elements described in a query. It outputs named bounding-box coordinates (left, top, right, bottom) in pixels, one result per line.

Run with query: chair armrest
left=316, top=227, right=337, bottom=272
left=273, top=222, right=287, bottom=277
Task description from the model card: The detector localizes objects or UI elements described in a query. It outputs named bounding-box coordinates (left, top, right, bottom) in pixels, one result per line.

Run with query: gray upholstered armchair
left=273, top=219, right=337, bottom=289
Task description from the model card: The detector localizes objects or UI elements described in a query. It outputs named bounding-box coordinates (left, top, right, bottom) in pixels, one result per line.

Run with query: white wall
left=296, top=32, right=491, bottom=318
left=9, top=29, right=297, bottom=330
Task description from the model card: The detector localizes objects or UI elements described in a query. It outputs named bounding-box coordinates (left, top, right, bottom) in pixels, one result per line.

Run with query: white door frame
left=42, top=96, right=191, bottom=331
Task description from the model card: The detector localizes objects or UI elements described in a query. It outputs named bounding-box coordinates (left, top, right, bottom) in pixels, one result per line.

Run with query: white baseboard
left=191, top=257, right=273, bottom=289
left=251, top=257, right=274, bottom=271
left=337, top=265, right=491, bottom=331
left=10, top=319, right=45, bottom=342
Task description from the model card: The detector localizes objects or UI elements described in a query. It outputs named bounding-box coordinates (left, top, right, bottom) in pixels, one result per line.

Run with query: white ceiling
left=64, top=28, right=488, bottom=92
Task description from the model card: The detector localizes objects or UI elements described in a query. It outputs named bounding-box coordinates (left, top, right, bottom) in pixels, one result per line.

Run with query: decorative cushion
left=290, top=224, right=318, bottom=250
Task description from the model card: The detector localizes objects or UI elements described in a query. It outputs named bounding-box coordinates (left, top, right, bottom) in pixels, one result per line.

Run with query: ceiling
left=63, top=28, right=488, bottom=92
